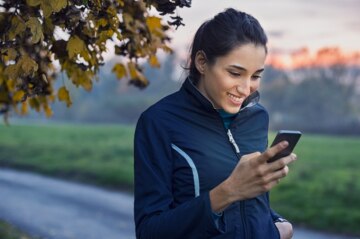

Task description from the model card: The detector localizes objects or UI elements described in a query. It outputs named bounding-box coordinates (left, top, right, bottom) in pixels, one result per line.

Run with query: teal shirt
left=217, top=109, right=238, bottom=129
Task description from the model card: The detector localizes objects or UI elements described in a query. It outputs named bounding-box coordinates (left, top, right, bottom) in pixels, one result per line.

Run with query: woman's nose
left=236, top=81, right=250, bottom=96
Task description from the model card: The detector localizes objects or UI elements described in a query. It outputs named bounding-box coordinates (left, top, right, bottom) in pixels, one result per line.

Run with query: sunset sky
left=166, top=0, right=360, bottom=68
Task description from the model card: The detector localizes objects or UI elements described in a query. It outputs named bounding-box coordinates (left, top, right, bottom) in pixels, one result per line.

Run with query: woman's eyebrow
left=229, top=64, right=246, bottom=71
left=229, top=64, right=264, bottom=73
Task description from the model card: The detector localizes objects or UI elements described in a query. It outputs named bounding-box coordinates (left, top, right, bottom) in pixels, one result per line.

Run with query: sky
left=165, top=0, right=360, bottom=67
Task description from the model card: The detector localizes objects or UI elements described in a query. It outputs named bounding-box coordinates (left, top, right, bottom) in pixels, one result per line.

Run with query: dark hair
left=188, top=8, right=268, bottom=83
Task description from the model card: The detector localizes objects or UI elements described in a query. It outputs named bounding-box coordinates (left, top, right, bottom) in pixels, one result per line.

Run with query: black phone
left=268, top=130, right=302, bottom=163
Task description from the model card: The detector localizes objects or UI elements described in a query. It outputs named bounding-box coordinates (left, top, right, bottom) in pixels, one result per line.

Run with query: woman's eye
left=251, top=75, right=262, bottom=80
left=229, top=71, right=241, bottom=77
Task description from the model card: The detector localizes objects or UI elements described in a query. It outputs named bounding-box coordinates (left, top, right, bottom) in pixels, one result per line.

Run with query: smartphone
left=268, top=130, right=302, bottom=163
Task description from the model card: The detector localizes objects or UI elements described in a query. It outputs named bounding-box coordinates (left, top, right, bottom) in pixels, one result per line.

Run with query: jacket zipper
left=226, top=128, right=248, bottom=238
left=227, top=129, right=241, bottom=158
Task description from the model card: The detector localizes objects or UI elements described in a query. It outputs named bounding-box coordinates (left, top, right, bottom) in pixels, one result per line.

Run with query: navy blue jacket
left=134, top=77, right=282, bottom=239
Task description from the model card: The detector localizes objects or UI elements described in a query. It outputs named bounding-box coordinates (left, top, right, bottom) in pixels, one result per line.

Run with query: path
left=0, top=168, right=357, bottom=239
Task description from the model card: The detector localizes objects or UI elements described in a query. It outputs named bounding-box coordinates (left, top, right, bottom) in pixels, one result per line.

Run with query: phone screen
left=268, top=130, right=302, bottom=163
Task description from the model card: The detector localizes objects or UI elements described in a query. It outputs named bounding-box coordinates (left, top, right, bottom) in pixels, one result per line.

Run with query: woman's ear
left=194, top=51, right=208, bottom=75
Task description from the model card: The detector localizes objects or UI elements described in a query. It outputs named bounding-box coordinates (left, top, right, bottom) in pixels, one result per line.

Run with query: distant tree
left=262, top=65, right=360, bottom=134
left=0, top=0, right=191, bottom=121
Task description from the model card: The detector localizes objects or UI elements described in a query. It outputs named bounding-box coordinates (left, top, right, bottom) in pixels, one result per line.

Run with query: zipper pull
left=227, top=129, right=240, bottom=154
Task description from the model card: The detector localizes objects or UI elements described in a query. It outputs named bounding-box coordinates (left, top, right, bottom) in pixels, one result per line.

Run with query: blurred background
left=1, top=0, right=359, bottom=238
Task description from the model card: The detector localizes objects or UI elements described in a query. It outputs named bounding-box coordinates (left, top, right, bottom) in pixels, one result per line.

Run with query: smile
left=226, top=92, right=244, bottom=105
left=227, top=92, right=243, bottom=104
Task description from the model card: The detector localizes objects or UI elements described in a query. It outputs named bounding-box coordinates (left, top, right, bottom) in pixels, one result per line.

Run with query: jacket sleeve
left=266, top=192, right=285, bottom=222
left=134, top=112, right=223, bottom=239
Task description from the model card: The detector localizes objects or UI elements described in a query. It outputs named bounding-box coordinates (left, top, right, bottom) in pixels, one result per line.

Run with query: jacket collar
left=181, top=76, right=260, bottom=114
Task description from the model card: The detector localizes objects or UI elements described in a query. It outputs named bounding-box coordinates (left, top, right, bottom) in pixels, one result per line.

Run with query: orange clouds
left=267, top=47, right=360, bottom=69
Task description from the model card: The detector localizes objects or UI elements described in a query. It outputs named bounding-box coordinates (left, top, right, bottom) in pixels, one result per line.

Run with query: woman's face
left=196, top=43, right=266, bottom=114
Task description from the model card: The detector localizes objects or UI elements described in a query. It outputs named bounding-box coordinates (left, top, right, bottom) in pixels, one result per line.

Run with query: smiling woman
left=134, top=8, right=297, bottom=239
left=194, top=44, right=266, bottom=113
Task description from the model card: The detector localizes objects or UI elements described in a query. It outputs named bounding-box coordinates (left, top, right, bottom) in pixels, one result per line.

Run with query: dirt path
left=0, top=168, right=357, bottom=239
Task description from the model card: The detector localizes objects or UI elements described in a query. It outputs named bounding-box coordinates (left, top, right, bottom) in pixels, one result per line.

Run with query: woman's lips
left=227, top=92, right=244, bottom=106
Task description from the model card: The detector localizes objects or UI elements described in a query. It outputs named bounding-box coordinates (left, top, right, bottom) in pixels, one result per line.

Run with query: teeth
left=227, top=93, right=242, bottom=103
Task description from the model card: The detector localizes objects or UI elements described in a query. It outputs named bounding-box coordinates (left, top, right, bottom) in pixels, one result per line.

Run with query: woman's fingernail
left=281, top=141, right=289, bottom=148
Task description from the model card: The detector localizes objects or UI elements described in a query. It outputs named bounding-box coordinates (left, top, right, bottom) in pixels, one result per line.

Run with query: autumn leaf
left=26, top=0, right=41, bottom=6
left=41, top=1, right=55, bottom=18
left=58, top=86, right=72, bottom=107
left=128, top=62, right=138, bottom=79
left=50, top=0, right=67, bottom=13
left=9, top=16, right=26, bottom=40
left=13, top=90, right=25, bottom=102
left=26, top=17, right=44, bottom=43
left=67, top=36, right=86, bottom=58
left=1, top=48, right=17, bottom=62
left=97, top=18, right=108, bottom=28
left=149, top=55, right=160, bottom=68
left=43, top=104, right=53, bottom=117
left=21, top=102, right=28, bottom=114
left=128, top=62, right=148, bottom=87
left=112, top=63, right=128, bottom=79
left=146, top=16, right=162, bottom=32
left=4, top=64, right=20, bottom=80
left=19, top=55, right=39, bottom=76
left=0, top=0, right=180, bottom=119
left=29, top=98, right=41, bottom=112
left=122, top=13, right=133, bottom=30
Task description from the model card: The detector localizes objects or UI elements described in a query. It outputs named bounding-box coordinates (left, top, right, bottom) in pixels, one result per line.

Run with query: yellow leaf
left=1, top=48, right=17, bottom=62
left=149, top=55, right=160, bottom=68
left=26, top=17, right=44, bottom=44
left=146, top=16, right=162, bottom=32
left=97, top=18, right=108, bottom=28
left=21, top=102, right=28, bottom=114
left=26, top=0, right=41, bottom=6
left=41, top=1, right=53, bottom=18
left=127, top=62, right=138, bottom=79
left=116, top=0, right=124, bottom=7
left=43, top=104, right=53, bottom=117
left=7, top=48, right=17, bottom=61
left=122, top=13, right=133, bottom=29
left=4, top=64, right=20, bottom=80
left=0, top=90, right=9, bottom=103
left=13, top=90, right=25, bottom=102
left=128, top=62, right=148, bottom=87
left=81, top=79, right=92, bottom=91
left=58, top=86, right=72, bottom=107
left=6, top=79, right=15, bottom=91
left=29, top=98, right=41, bottom=112
left=112, top=63, right=127, bottom=79
left=161, top=45, right=173, bottom=54
left=19, top=55, right=38, bottom=76
left=9, top=16, right=26, bottom=40
left=50, top=0, right=67, bottom=13
left=67, top=36, right=86, bottom=58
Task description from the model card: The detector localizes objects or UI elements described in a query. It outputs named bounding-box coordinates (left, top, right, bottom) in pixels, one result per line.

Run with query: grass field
left=0, top=220, right=36, bottom=239
left=0, top=123, right=134, bottom=190
left=0, top=124, right=359, bottom=236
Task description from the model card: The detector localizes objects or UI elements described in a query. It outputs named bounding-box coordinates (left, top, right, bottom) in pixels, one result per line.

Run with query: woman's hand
left=275, top=221, right=293, bottom=239
left=210, top=141, right=297, bottom=213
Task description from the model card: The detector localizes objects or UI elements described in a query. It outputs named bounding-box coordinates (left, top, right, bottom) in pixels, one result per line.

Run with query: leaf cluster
left=0, top=0, right=191, bottom=120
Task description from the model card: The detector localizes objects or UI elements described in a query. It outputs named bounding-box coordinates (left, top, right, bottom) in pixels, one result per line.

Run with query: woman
left=134, top=8, right=296, bottom=239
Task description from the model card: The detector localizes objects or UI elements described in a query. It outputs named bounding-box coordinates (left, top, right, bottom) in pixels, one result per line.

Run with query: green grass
left=1, top=124, right=360, bottom=236
left=269, top=133, right=360, bottom=236
left=0, top=220, right=37, bottom=239
left=0, top=123, right=134, bottom=190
